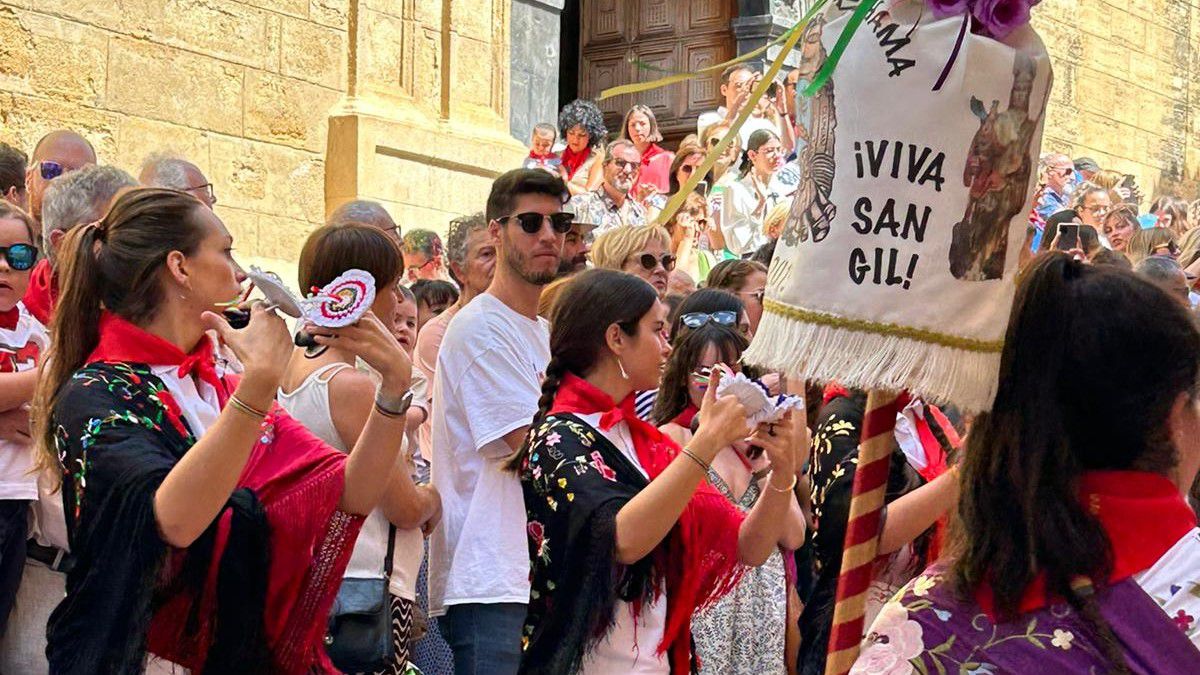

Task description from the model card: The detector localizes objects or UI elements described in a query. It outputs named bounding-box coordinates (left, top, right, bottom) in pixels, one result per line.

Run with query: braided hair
left=506, top=269, right=659, bottom=471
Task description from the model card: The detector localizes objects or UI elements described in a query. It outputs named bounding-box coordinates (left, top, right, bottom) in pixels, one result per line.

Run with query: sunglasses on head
left=499, top=212, right=574, bottom=235
left=635, top=253, right=676, bottom=272
left=0, top=244, right=38, bottom=271
left=680, top=311, right=738, bottom=330
left=39, top=161, right=64, bottom=181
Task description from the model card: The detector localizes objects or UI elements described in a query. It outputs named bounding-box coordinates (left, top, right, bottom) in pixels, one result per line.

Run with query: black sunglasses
left=499, top=212, right=574, bottom=235
left=0, top=244, right=38, bottom=271
left=635, top=253, right=676, bottom=272
left=39, top=161, right=64, bottom=181
left=680, top=311, right=738, bottom=330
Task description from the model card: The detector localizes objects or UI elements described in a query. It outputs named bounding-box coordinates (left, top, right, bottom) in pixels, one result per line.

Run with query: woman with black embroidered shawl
left=511, top=269, right=806, bottom=674
left=32, top=188, right=417, bottom=673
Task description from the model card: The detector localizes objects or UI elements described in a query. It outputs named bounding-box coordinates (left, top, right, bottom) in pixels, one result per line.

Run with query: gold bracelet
left=768, top=471, right=799, bottom=493
left=680, top=447, right=711, bottom=473
left=228, top=394, right=269, bottom=419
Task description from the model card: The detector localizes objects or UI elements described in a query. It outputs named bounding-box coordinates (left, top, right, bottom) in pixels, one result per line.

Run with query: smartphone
left=696, top=180, right=710, bottom=198
left=1056, top=223, right=1079, bottom=251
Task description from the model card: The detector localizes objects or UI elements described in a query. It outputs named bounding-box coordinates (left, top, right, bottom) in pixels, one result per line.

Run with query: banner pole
left=824, top=389, right=904, bottom=675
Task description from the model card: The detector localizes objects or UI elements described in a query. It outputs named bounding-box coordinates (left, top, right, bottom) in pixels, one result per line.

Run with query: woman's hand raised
left=690, top=366, right=750, bottom=461
left=203, top=302, right=292, bottom=401
left=748, top=411, right=805, bottom=483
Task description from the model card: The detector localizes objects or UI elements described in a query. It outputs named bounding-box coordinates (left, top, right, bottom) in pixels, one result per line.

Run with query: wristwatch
left=375, top=390, right=414, bottom=418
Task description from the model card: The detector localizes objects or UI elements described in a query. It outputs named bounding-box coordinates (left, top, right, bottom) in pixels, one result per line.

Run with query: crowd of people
left=0, top=54, right=1195, bottom=675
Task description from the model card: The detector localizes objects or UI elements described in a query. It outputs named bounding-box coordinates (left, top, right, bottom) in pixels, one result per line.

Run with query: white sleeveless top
left=278, top=362, right=424, bottom=599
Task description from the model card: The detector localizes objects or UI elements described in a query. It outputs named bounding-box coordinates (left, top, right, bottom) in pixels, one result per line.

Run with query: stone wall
left=0, top=0, right=525, bottom=275
left=1033, top=0, right=1199, bottom=198
left=510, top=0, right=564, bottom=142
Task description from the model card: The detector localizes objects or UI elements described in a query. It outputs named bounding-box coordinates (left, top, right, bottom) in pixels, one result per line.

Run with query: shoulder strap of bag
left=384, top=524, right=396, bottom=582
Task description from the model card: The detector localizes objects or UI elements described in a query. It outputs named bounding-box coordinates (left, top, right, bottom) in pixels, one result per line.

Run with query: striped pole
left=824, top=389, right=905, bottom=675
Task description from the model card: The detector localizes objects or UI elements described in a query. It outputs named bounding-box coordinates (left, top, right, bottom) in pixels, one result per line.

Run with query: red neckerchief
left=977, top=470, right=1197, bottom=617
left=22, top=259, right=56, bottom=326
left=670, top=403, right=698, bottom=430
left=549, top=373, right=744, bottom=673
left=527, top=150, right=557, bottom=161
left=640, top=142, right=666, bottom=167
left=0, top=306, right=18, bottom=331
left=822, top=382, right=851, bottom=405
left=87, top=312, right=228, bottom=406
left=560, top=146, right=591, bottom=180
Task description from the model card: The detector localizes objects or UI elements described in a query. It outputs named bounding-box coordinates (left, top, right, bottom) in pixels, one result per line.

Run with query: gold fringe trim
left=762, top=298, right=1004, bottom=353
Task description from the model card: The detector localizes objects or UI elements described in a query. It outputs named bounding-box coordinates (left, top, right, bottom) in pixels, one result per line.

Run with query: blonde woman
left=591, top=225, right=674, bottom=297
left=1125, top=226, right=1178, bottom=266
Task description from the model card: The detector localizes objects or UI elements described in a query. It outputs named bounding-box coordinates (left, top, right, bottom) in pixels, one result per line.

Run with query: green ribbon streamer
left=802, top=0, right=880, bottom=97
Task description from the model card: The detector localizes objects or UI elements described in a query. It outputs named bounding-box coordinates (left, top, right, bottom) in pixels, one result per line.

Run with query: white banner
left=745, top=1, right=1052, bottom=412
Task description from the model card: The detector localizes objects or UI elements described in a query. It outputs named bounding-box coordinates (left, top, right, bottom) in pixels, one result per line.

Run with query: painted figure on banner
left=948, top=54, right=1042, bottom=281
left=783, top=15, right=837, bottom=247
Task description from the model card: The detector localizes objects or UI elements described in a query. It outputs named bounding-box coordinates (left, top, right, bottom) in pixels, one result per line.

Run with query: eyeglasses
left=680, top=311, right=738, bottom=330
left=1081, top=205, right=1109, bottom=215
left=612, top=159, right=639, bottom=173
left=737, top=289, right=765, bottom=303
left=633, top=253, right=676, bottom=272
left=498, top=211, right=574, bottom=235
left=0, top=244, right=38, bottom=271
left=187, top=183, right=216, bottom=204
left=680, top=165, right=697, bottom=175
left=407, top=258, right=436, bottom=274
left=39, top=161, right=64, bottom=181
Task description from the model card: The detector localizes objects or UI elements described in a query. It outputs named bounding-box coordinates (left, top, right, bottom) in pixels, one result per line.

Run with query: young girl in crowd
left=410, top=279, right=459, bottom=334
left=0, top=204, right=45, bottom=637
left=722, top=129, right=788, bottom=256
left=512, top=269, right=804, bottom=674
left=34, top=188, right=415, bottom=673
left=654, top=321, right=807, bottom=674
left=279, top=224, right=441, bottom=674
left=857, top=253, right=1200, bottom=671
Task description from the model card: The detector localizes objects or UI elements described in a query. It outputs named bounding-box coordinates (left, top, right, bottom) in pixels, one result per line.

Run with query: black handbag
left=325, top=525, right=397, bottom=673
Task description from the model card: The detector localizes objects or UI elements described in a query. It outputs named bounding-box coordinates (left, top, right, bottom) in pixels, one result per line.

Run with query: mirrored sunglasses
left=0, top=244, right=38, bottom=271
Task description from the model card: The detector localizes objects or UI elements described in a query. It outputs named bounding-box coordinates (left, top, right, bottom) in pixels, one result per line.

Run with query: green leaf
left=1025, top=618, right=1038, bottom=635
left=961, top=663, right=982, bottom=674
left=1027, top=636, right=1045, bottom=649
left=912, top=657, right=930, bottom=675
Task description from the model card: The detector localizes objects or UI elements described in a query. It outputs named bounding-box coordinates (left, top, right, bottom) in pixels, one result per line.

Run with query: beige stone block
left=27, top=23, right=106, bottom=105
left=157, top=0, right=273, bottom=69
left=244, top=70, right=341, bottom=152
left=450, top=35, right=495, bottom=109
left=209, top=134, right=325, bottom=222
left=1078, top=32, right=1128, bottom=74
left=0, top=8, right=35, bottom=89
left=107, top=38, right=244, bottom=135
left=280, top=17, right=346, bottom=90
left=409, top=23, right=444, bottom=118
left=28, top=0, right=165, bottom=37
left=241, top=0, right=309, bottom=19
left=257, top=212, right=316, bottom=262
left=358, top=8, right=406, bottom=96
left=0, top=92, right=120, bottom=161
left=452, top=0, right=494, bottom=42
left=1032, top=0, right=1079, bottom=27
left=266, top=12, right=282, bottom=73
left=412, top=0, right=441, bottom=26
left=115, top=116, right=212, bottom=178
left=214, top=204, right=261, bottom=252
left=310, top=0, right=349, bottom=28
left=361, top=0, right=404, bottom=19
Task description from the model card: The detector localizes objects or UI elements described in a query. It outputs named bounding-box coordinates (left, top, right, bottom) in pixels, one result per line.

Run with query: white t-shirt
left=428, top=293, right=549, bottom=615
left=574, top=412, right=668, bottom=675
left=0, top=304, right=46, bottom=502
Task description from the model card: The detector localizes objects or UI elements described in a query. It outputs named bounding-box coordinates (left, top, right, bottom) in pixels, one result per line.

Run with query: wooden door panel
left=582, top=0, right=626, bottom=47
left=579, top=0, right=735, bottom=147
left=688, top=0, right=734, bottom=31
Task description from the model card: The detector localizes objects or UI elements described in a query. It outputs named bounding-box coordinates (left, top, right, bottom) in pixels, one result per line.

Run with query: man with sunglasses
left=429, top=169, right=568, bottom=675
left=566, top=139, right=647, bottom=235
left=23, top=130, right=96, bottom=223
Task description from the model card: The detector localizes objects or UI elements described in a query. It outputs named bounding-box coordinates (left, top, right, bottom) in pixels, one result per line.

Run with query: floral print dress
left=691, top=467, right=788, bottom=674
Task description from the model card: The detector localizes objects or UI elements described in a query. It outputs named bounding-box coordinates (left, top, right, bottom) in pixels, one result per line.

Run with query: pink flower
left=589, top=451, right=617, bottom=481
left=528, top=521, right=545, bottom=550
left=545, top=432, right=562, bottom=447
left=928, top=0, right=970, bottom=19
left=971, top=0, right=1032, bottom=39
left=852, top=603, right=924, bottom=675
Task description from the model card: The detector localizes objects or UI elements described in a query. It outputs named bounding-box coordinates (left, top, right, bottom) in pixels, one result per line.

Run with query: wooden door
left=578, top=0, right=736, bottom=148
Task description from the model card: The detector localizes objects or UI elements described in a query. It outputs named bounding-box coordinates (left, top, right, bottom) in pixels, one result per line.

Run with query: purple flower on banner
left=928, top=0, right=971, bottom=19
left=970, top=0, right=1032, bottom=39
